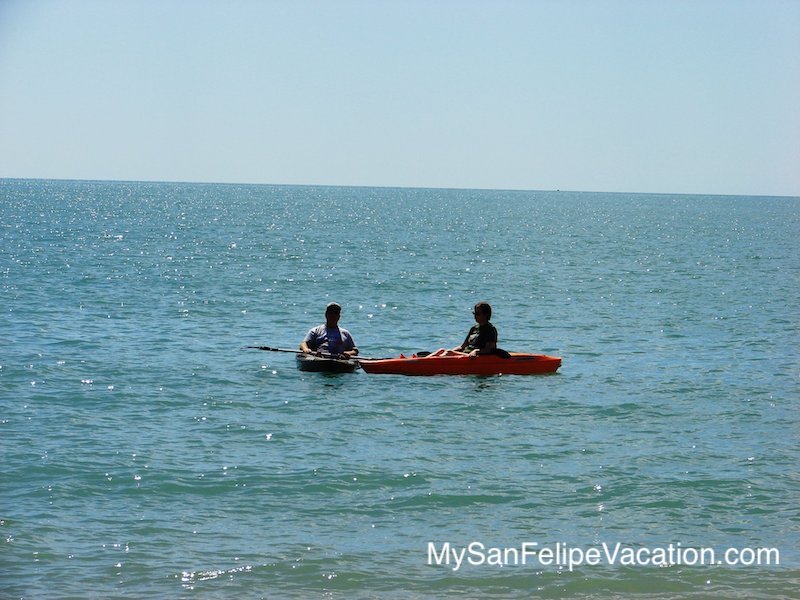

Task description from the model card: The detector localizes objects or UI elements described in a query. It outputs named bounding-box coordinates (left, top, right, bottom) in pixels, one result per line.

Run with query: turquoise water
left=1, top=179, right=798, bottom=598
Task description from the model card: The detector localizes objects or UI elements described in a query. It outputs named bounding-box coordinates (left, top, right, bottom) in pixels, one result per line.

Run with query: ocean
left=1, top=179, right=798, bottom=598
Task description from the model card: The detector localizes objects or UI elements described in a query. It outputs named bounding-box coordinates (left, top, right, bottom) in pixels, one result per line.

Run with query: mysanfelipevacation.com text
left=427, top=541, right=781, bottom=572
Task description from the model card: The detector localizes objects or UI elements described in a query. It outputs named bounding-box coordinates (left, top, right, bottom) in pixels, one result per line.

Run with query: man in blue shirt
left=299, top=302, right=359, bottom=358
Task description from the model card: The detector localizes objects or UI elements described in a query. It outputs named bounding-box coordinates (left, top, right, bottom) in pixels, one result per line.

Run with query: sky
left=1, top=0, right=799, bottom=196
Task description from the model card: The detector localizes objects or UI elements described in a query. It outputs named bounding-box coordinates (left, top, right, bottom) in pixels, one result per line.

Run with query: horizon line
left=1, top=176, right=798, bottom=200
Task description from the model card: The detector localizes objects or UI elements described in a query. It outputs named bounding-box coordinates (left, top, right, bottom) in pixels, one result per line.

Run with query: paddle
left=243, top=345, right=428, bottom=361
left=244, top=345, right=307, bottom=354
left=243, top=345, right=354, bottom=360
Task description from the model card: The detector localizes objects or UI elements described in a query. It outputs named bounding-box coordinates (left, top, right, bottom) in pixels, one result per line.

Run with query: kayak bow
left=296, top=353, right=359, bottom=373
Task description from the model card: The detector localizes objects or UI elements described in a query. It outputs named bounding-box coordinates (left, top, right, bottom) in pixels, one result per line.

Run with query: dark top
left=461, top=323, right=498, bottom=353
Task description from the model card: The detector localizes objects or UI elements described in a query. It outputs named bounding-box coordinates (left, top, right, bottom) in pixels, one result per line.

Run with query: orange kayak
left=359, top=352, right=561, bottom=376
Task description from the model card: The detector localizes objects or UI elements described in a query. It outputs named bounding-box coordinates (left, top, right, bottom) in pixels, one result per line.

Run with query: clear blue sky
left=1, top=0, right=798, bottom=196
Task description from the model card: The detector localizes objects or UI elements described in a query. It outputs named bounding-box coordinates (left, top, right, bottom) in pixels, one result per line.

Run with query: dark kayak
left=295, top=353, right=359, bottom=373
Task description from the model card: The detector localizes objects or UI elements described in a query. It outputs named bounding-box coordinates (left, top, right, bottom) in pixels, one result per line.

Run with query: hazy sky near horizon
left=1, top=0, right=798, bottom=196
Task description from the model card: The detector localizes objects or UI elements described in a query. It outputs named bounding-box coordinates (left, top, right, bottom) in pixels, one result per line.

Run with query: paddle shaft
left=244, top=345, right=305, bottom=354
left=244, top=346, right=356, bottom=360
left=244, top=345, right=405, bottom=361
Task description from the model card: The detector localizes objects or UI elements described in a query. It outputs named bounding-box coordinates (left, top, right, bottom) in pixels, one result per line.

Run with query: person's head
left=325, top=302, right=342, bottom=325
left=473, top=301, right=492, bottom=323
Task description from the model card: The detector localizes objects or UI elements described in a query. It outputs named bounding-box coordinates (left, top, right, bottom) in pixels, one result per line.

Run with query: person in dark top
left=431, top=301, right=498, bottom=359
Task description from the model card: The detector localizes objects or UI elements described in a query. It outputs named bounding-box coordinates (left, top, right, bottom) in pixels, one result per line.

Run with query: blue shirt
left=303, top=325, right=357, bottom=355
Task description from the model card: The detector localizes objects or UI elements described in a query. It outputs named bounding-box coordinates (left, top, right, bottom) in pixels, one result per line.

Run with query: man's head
left=325, top=302, right=342, bottom=325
